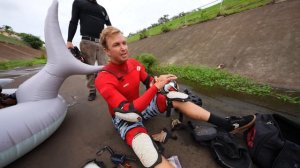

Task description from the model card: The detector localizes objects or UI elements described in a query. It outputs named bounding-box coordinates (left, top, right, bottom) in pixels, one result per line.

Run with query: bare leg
left=172, top=100, right=256, bottom=133
left=172, top=101, right=210, bottom=121
left=155, top=156, right=174, bottom=168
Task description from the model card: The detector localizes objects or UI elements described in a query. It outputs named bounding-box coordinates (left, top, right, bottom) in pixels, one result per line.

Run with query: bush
left=161, top=25, right=171, bottom=33
left=19, top=33, right=44, bottom=49
left=139, top=29, right=149, bottom=40
left=132, top=53, right=158, bottom=73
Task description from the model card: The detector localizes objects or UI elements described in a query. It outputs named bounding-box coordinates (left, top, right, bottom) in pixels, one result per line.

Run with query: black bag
left=210, top=130, right=252, bottom=168
left=245, top=113, right=300, bottom=168
left=189, top=122, right=252, bottom=168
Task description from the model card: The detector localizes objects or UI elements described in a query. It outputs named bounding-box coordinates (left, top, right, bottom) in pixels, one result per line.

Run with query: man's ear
left=104, top=48, right=110, bottom=56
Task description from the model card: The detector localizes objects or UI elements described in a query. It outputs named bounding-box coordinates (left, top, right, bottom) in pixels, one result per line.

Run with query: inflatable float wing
left=0, top=79, right=14, bottom=87
left=0, top=0, right=102, bottom=167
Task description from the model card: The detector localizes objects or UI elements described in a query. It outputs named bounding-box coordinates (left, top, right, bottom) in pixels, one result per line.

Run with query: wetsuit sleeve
left=96, top=72, right=158, bottom=114
left=125, top=62, right=158, bottom=111
left=142, top=75, right=154, bottom=89
left=128, top=86, right=158, bottom=112
left=139, top=62, right=154, bottom=89
left=67, top=0, right=80, bottom=42
left=103, top=8, right=112, bottom=26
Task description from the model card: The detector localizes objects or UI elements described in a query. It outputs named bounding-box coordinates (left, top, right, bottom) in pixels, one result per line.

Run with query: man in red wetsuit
left=95, top=26, right=256, bottom=168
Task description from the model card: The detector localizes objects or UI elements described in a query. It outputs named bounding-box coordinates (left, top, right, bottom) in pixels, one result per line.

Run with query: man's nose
left=120, top=44, right=127, bottom=50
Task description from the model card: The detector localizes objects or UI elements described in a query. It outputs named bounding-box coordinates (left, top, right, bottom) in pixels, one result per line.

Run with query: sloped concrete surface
left=129, top=0, right=300, bottom=90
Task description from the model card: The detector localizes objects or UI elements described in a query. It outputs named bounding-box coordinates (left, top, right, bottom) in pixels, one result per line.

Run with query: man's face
left=104, top=33, right=128, bottom=64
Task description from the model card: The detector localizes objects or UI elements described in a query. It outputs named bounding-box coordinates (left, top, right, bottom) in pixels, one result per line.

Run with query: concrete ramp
left=129, top=0, right=300, bottom=90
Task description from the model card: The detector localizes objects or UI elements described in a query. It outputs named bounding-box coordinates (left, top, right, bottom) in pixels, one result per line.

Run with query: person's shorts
left=112, top=95, right=162, bottom=140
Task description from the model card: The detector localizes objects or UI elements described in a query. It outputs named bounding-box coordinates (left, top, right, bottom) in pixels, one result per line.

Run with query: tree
left=158, top=15, right=169, bottom=24
left=2, top=25, right=14, bottom=34
left=3, top=25, right=13, bottom=32
left=19, top=33, right=44, bottom=49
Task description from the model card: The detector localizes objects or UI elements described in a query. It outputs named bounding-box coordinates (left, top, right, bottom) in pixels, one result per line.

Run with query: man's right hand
left=66, top=41, right=74, bottom=49
left=154, top=74, right=177, bottom=90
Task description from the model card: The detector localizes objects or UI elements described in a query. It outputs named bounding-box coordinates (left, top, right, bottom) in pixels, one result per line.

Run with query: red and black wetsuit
left=96, top=58, right=158, bottom=115
left=95, top=58, right=167, bottom=145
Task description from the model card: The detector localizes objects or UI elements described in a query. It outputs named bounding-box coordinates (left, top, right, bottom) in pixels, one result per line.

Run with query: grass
left=0, top=56, right=46, bottom=70
left=152, top=64, right=300, bottom=105
left=0, top=34, right=29, bottom=47
left=127, top=0, right=273, bottom=43
left=134, top=54, right=300, bottom=105
left=0, top=33, right=47, bottom=70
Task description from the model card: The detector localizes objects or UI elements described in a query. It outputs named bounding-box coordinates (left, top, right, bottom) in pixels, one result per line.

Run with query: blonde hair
left=100, top=26, right=122, bottom=49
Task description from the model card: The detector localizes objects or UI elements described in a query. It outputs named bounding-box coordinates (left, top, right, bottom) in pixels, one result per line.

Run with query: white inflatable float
left=0, top=0, right=102, bottom=167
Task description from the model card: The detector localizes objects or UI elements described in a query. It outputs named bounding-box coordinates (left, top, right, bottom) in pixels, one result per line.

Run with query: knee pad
left=82, top=159, right=105, bottom=168
left=162, top=80, right=179, bottom=93
left=162, top=80, right=189, bottom=102
left=165, top=91, right=189, bottom=117
left=132, top=133, right=162, bottom=167
left=166, top=91, right=189, bottom=102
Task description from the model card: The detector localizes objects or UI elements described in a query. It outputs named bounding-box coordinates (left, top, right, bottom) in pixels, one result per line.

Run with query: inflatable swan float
left=0, top=0, right=102, bottom=167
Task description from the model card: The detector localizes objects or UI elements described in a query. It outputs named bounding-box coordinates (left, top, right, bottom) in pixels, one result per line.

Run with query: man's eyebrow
left=112, top=41, right=120, bottom=46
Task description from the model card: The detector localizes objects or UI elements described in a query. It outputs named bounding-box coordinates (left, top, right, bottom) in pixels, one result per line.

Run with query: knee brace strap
left=132, top=133, right=162, bottom=168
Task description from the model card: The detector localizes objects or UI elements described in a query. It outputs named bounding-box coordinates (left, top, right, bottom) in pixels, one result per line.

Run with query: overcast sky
left=0, top=0, right=221, bottom=46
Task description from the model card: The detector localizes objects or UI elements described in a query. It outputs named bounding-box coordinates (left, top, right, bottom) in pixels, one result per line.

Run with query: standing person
left=67, top=0, right=111, bottom=101
left=95, top=26, right=256, bottom=168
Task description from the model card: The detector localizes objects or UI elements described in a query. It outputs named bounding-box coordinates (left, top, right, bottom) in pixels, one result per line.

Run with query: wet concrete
left=179, top=80, right=300, bottom=120
left=0, top=66, right=42, bottom=79
left=1, top=68, right=299, bottom=168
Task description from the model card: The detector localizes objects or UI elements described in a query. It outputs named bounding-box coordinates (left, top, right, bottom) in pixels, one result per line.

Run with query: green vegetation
left=0, top=25, right=46, bottom=69
left=132, top=53, right=157, bottom=73
left=0, top=56, right=46, bottom=70
left=134, top=54, right=300, bottom=105
left=127, top=0, right=272, bottom=43
left=1, top=25, right=44, bottom=49
left=0, top=34, right=29, bottom=47
left=18, top=33, right=44, bottom=49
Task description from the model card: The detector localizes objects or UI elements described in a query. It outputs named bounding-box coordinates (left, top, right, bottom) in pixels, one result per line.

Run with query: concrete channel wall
left=128, top=0, right=300, bottom=91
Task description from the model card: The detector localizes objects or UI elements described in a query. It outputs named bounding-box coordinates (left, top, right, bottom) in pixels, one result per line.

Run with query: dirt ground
left=0, top=42, right=43, bottom=61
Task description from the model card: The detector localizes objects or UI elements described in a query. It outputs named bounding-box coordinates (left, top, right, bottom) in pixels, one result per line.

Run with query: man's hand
left=154, top=74, right=177, bottom=89
left=66, top=41, right=74, bottom=49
